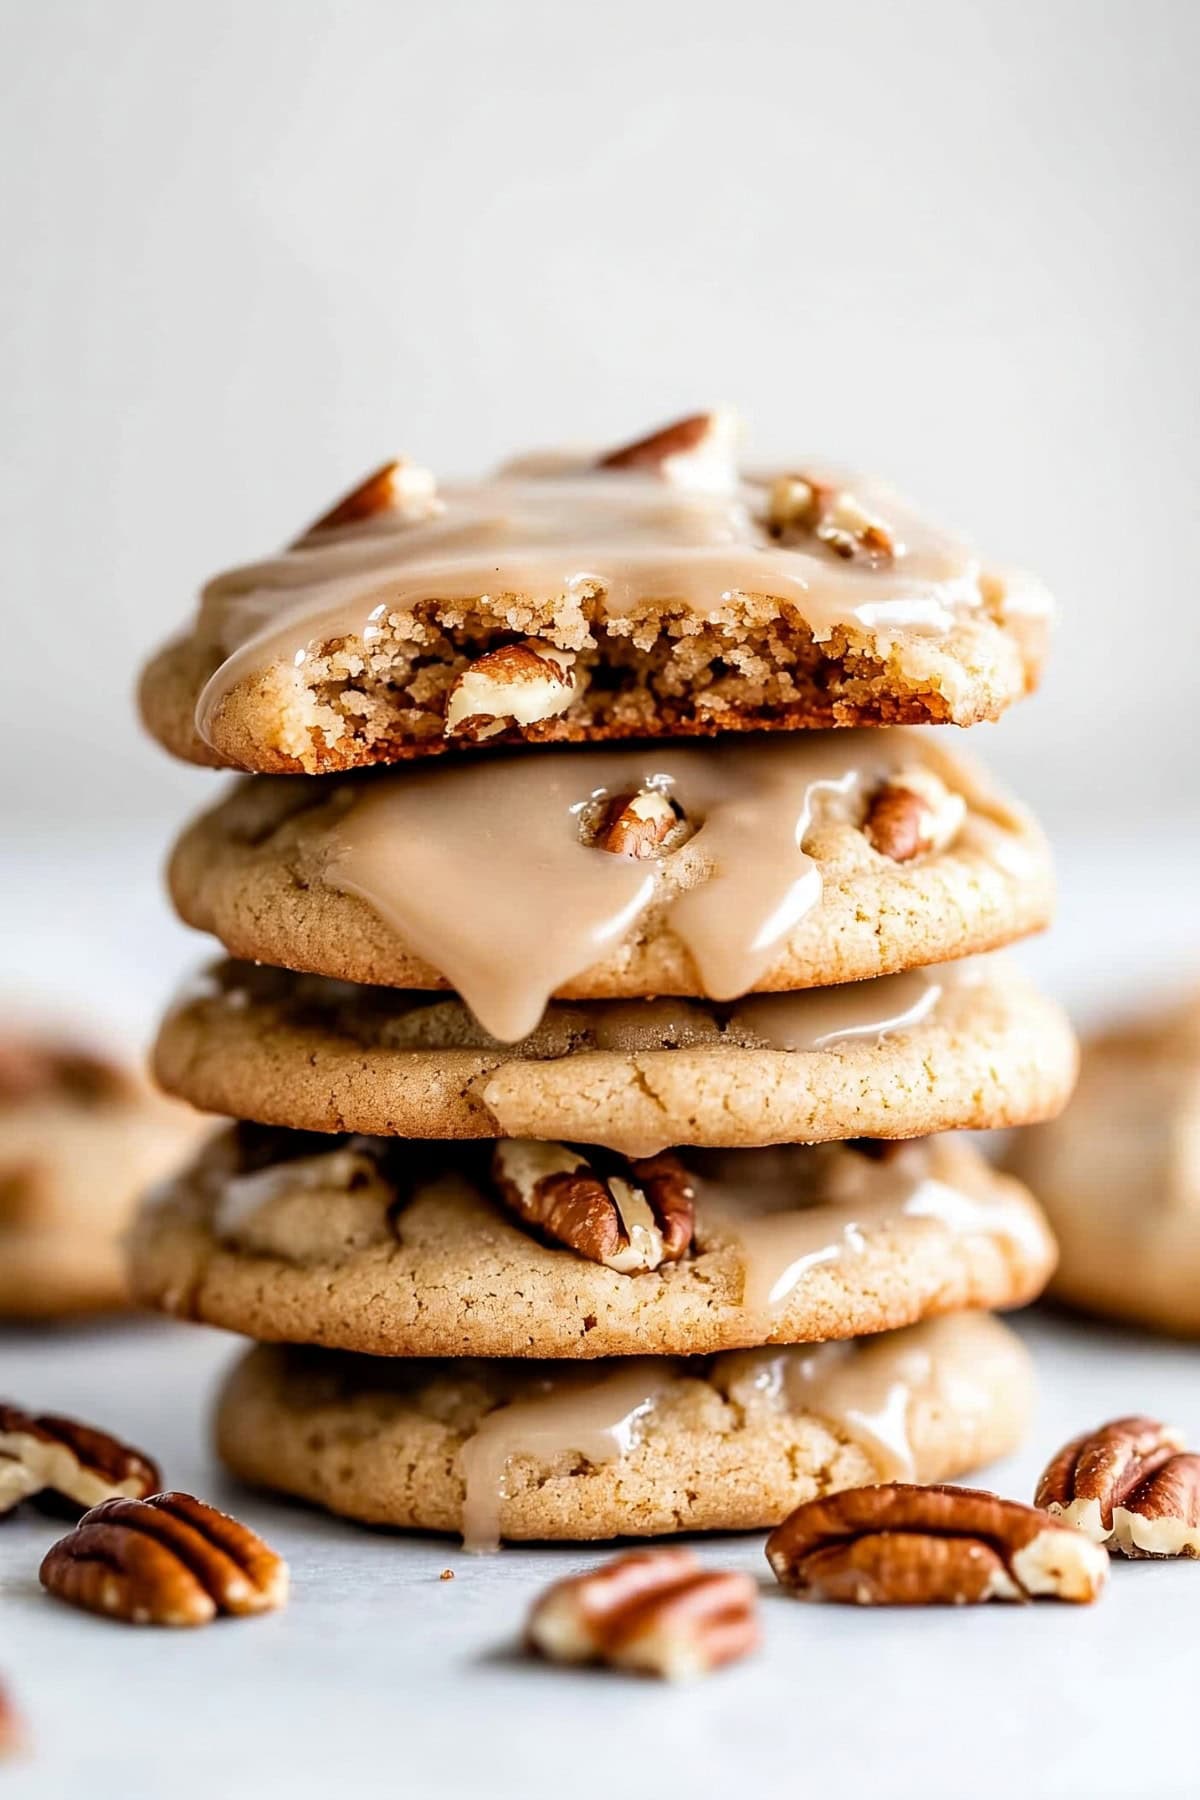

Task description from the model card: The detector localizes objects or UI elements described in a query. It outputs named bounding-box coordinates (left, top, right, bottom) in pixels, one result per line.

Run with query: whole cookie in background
left=1010, top=993, right=1200, bottom=1335
left=214, top=1312, right=1033, bottom=1549
left=129, top=1126, right=1056, bottom=1359
left=0, top=1031, right=207, bottom=1319
left=167, top=731, right=1053, bottom=1034
left=138, top=413, right=1053, bottom=776
left=152, top=956, right=1078, bottom=1153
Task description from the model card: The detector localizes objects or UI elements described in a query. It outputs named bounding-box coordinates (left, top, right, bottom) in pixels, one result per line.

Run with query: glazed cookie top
left=153, top=955, right=1078, bottom=1152
left=131, top=1124, right=1056, bottom=1359
left=169, top=730, right=1051, bottom=1040
left=139, top=413, right=1052, bottom=773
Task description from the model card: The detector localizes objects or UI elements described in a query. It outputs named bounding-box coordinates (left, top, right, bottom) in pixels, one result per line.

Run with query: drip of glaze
left=726, top=967, right=952, bottom=1052
left=322, top=734, right=935, bottom=1041
left=457, top=1359, right=675, bottom=1554
left=714, top=1313, right=1018, bottom=1482
left=691, top=1138, right=1045, bottom=1323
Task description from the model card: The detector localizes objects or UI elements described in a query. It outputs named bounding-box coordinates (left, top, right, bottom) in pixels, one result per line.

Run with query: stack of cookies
left=131, top=413, right=1074, bottom=1550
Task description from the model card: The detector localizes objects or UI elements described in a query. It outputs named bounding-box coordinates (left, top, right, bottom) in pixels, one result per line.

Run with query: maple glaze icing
left=458, top=1360, right=672, bottom=1553
left=191, top=429, right=1049, bottom=745
left=455, top=1312, right=1020, bottom=1550
left=690, top=1138, right=1045, bottom=1324
left=321, top=733, right=985, bottom=1041
left=715, top=1311, right=1023, bottom=1483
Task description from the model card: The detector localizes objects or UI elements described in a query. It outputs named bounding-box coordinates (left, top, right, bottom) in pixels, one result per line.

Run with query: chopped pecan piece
left=39, top=1492, right=288, bottom=1627
left=527, top=1548, right=759, bottom=1681
left=490, top=1141, right=694, bottom=1273
left=597, top=412, right=739, bottom=491
left=591, top=787, right=682, bottom=858
left=0, top=1404, right=160, bottom=1518
left=299, top=457, right=438, bottom=538
left=1036, top=1415, right=1200, bottom=1558
left=766, top=1483, right=1109, bottom=1605
left=862, top=767, right=965, bottom=862
left=767, top=473, right=895, bottom=563
left=443, top=641, right=580, bottom=741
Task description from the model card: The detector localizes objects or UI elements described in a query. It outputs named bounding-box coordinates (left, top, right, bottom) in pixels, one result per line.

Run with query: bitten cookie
left=1011, top=993, right=1200, bottom=1335
left=0, top=1033, right=207, bottom=1317
left=167, top=731, right=1052, bottom=1038
left=214, top=1311, right=1034, bottom=1546
left=129, top=1127, right=1056, bottom=1358
left=153, top=957, right=1078, bottom=1154
left=139, top=413, right=1052, bottom=776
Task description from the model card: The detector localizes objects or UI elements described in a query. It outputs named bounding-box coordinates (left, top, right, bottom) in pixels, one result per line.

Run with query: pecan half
left=1035, top=1416, right=1200, bottom=1558
left=862, top=768, right=965, bottom=862
left=39, top=1492, right=288, bottom=1627
left=766, top=1484, right=1109, bottom=1605
left=443, top=641, right=580, bottom=741
left=490, top=1141, right=694, bottom=1273
left=0, top=1404, right=160, bottom=1518
left=598, top=412, right=739, bottom=491
left=299, top=457, right=438, bottom=538
left=527, top=1548, right=759, bottom=1681
left=590, top=788, right=683, bottom=858
left=767, top=473, right=895, bottom=563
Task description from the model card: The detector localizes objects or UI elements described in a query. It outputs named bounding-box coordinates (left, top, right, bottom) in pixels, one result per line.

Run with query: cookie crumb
left=439, top=1568, right=455, bottom=1581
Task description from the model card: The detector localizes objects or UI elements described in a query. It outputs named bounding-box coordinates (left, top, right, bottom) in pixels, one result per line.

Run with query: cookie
left=214, top=1310, right=1033, bottom=1547
left=153, top=957, right=1077, bottom=1154
left=0, top=1033, right=206, bottom=1318
left=129, top=1126, right=1055, bottom=1358
left=1011, top=994, right=1200, bottom=1336
left=138, top=413, right=1052, bottom=775
left=168, top=732, right=1052, bottom=1040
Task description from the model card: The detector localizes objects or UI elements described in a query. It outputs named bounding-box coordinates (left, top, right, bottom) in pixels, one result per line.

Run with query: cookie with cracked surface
left=1011, top=992, right=1200, bottom=1336
left=0, top=1031, right=208, bottom=1317
left=153, top=957, right=1077, bottom=1155
left=167, top=732, right=1052, bottom=1040
left=128, top=1126, right=1056, bottom=1357
left=138, top=414, right=1052, bottom=775
left=213, top=1311, right=1034, bottom=1547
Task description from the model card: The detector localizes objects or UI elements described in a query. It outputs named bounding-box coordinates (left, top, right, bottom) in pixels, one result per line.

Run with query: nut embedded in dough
left=767, top=472, right=896, bottom=563
left=443, top=640, right=580, bottom=741
left=490, top=1140, right=695, bottom=1273
left=590, top=787, right=683, bottom=858
left=597, top=410, right=740, bottom=491
left=863, top=767, right=966, bottom=862
left=298, top=457, right=439, bottom=539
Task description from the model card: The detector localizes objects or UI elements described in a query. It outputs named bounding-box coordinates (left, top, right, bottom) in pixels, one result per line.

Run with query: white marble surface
left=1, top=826, right=1198, bottom=1800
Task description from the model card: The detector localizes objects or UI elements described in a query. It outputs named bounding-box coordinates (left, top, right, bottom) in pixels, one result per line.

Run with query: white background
left=2, top=0, right=1198, bottom=838
left=2, top=4, right=1199, bottom=1797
